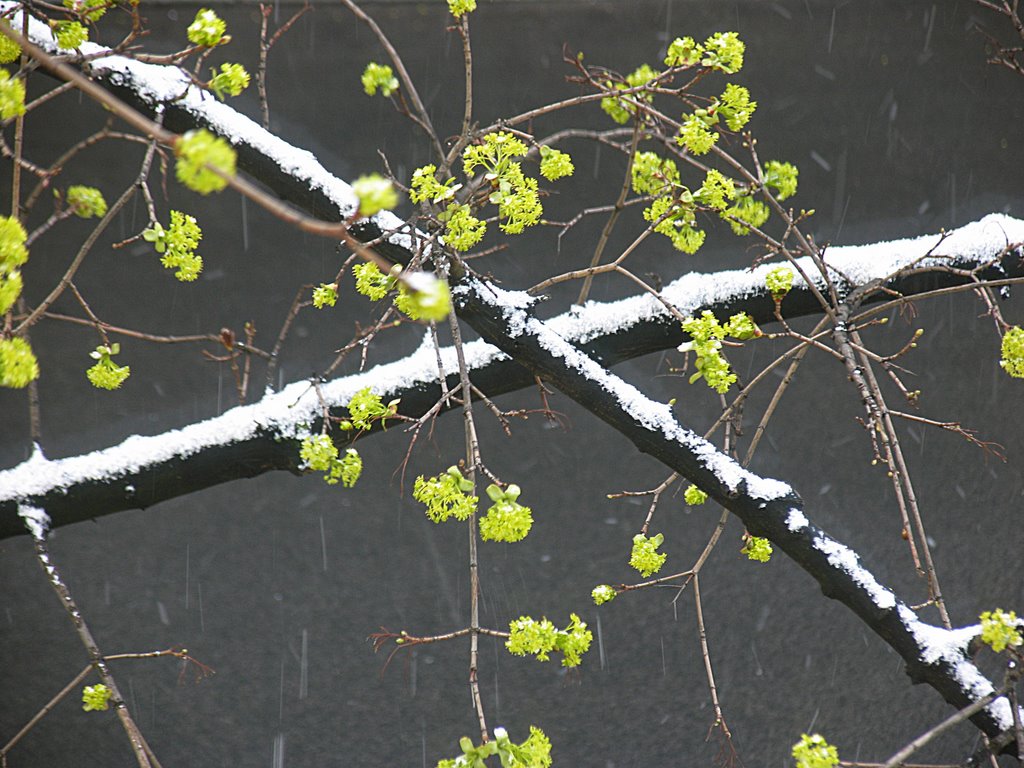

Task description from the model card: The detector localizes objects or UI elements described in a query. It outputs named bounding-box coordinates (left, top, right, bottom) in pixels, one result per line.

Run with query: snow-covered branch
left=2, top=215, right=1022, bottom=538
left=454, top=274, right=1022, bottom=745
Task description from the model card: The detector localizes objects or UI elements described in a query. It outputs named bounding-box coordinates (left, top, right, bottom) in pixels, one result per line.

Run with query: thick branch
left=452, top=275, right=1021, bottom=748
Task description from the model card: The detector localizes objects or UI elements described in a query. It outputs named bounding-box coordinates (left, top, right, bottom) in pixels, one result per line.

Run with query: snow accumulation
left=786, top=507, right=810, bottom=531
left=896, top=605, right=1017, bottom=730
left=0, top=334, right=507, bottom=503
left=812, top=535, right=897, bottom=610
left=478, top=279, right=794, bottom=502
left=8, top=6, right=414, bottom=251
left=17, top=504, right=50, bottom=540
left=550, top=213, right=1024, bottom=344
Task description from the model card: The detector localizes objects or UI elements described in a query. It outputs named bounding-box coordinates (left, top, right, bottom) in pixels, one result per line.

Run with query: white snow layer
left=812, top=535, right=897, bottom=610
left=0, top=337, right=507, bottom=502
left=17, top=504, right=50, bottom=540
left=476, top=278, right=794, bottom=502
left=898, top=606, right=1016, bottom=730
left=7, top=5, right=412, bottom=246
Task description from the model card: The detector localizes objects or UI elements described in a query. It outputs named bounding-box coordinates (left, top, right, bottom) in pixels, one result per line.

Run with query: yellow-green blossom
left=66, top=186, right=107, bottom=219
left=187, top=8, right=226, bottom=47
left=1001, top=326, right=1024, bottom=378
left=448, top=0, right=476, bottom=17
left=630, top=532, right=667, bottom=577
left=0, top=337, right=39, bottom=388
left=210, top=63, right=250, bottom=99
left=980, top=608, right=1023, bottom=652
left=175, top=129, right=236, bottom=194
left=742, top=536, right=773, bottom=563
left=361, top=62, right=399, bottom=97
left=766, top=266, right=795, bottom=300
left=414, top=466, right=478, bottom=523
left=53, top=21, right=88, bottom=49
left=539, top=146, right=574, bottom=181
left=792, top=734, right=838, bottom=768
left=0, top=22, right=20, bottom=64
left=352, top=173, right=398, bottom=218
left=312, top=283, right=338, bottom=309
left=81, top=683, right=112, bottom=712
left=684, top=484, right=707, bottom=505
left=0, top=69, right=26, bottom=121
left=86, top=344, right=130, bottom=390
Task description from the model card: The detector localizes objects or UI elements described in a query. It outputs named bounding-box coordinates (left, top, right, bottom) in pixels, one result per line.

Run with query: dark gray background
left=2, top=2, right=1023, bottom=766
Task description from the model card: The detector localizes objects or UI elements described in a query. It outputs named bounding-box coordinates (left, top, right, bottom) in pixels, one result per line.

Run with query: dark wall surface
left=2, top=2, right=1023, bottom=766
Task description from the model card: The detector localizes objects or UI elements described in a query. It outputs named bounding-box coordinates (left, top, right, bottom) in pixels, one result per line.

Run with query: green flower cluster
left=664, top=32, right=744, bottom=73
left=0, top=215, right=27, bottom=315
left=1000, top=326, right=1024, bottom=378
left=678, top=85, right=756, bottom=155
left=410, top=164, right=462, bottom=204
left=53, top=21, right=88, bottom=49
left=64, top=0, right=106, bottom=22
left=479, top=483, right=533, bottom=542
left=437, top=726, right=551, bottom=768
left=631, top=151, right=680, bottom=196
left=742, top=536, right=773, bottom=563
left=684, top=484, right=707, bottom=505
left=464, top=132, right=544, bottom=234
left=66, top=186, right=107, bottom=219
left=414, top=466, right=478, bottom=523
left=187, top=8, right=226, bottom=47
left=695, top=168, right=736, bottom=210
left=664, top=36, right=702, bottom=67
left=764, top=160, right=799, bottom=201
left=0, top=337, right=39, bottom=389
left=299, top=434, right=362, bottom=487
left=210, top=63, right=250, bottom=100
left=361, top=62, right=398, bottom=97
left=394, top=274, right=452, bottom=321
left=591, top=584, right=616, bottom=605
left=410, top=166, right=485, bottom=251
left=175, top=129, right=236, bottom=195
left=680, top=310, right=761, bottom=393
left=979, top=608, right=1022, bottom=653
left=677, top=113, right=718, bottom=155
left=723, top=194, right=770, bottom=235
left=643, top=195, right=704, bottom=254
left=0, top=69, right=26, bottom=121
left=539, top=145, right=574, bottom=181
left=86, top=344, right=130, bottom=390
left=630, top=532, right=667, bottom=577
left=353, top=261, right=396, bottom=301
left=81, top=683, right=112, bottom=712
left=343, top=386, right=397, bottom=431
left=352, top=173, right=399, bottom=218
left=144, top=211, right=203, bottom=282
left=718, top=83, right=757, bottom=131
left=766, top=265, right=795, bottom=300
left=792, top=734, right=838, bottom=768
left=447, top=0, right=477, bottom=18
left=0, top=269, right=21, bottom=316
left=312, top=283, right=338, bottom=309
left=601, top=63, right=658, bottom=125
left=0, top=22, right=20, bottom=64
left=701, top=31, right=745, bottom=73
left=506, top=613, right=592, bottom=667
left=440, top=203, right=486, bottom=251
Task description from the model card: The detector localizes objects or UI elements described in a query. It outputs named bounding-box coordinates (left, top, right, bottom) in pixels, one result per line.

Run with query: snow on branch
left=454, top=274, right=1021, bottom=743
left=2, top=214, right=1022, bottom=538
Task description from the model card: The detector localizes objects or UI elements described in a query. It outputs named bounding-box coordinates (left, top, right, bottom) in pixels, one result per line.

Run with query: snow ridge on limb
left=454, top=275, right=1021, bottom=743
left=2, top=214, right=1021, bottom=538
